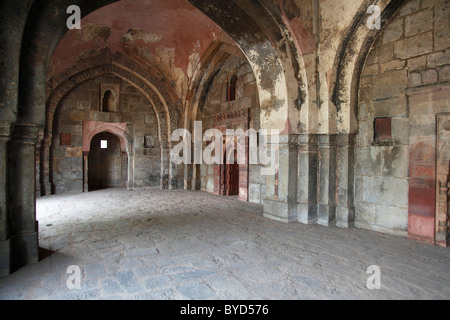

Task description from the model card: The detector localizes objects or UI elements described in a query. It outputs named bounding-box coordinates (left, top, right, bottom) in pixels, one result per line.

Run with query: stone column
left=0, top=122, right=12, bottom=276
left=193, top=164, right=202, bottom=191
left=160, top=145, right=170, bottom=189
left=336, top=134, right=356, bottom=228
left=297, top=134, right=319, bottom=225
left=184, top=164, right=193, bottom=190
left=8, top=124, right=40, bottom=271
left=127, top=149, right=135, bottom=191
left=35, top=128, right=44, bottom=197
left=40, top=132, right=52, bottom=196
left=436, top=180, right=450, bottom=247
left=192, top=133, right=202, bottom=191
left=317, top=134, right=337, bottom=227
left=83, top=152, right=89, bottom=192
left=169, top=161, right=178, bottom=190
left=263, top=134, right=298, bottom=223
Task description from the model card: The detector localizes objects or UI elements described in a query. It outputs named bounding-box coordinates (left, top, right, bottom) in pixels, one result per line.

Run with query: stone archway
left=332, top=0, right=405, bottom=134
left=82, top=121, right=134, bottom=192
left=0, top=0, right=340, bottom=276
left=41, top=51, right=178, bottom=195
left=88, top=132, right=127, bottom=191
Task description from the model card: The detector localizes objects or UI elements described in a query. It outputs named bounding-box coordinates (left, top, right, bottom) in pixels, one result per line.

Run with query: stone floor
left=0, top=188, right=449, bottom=300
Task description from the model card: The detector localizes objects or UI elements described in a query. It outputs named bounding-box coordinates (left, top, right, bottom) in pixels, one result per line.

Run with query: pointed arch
left=41, top=51, right=181, bottom=193
left=331, top=0, right=406, bottom=134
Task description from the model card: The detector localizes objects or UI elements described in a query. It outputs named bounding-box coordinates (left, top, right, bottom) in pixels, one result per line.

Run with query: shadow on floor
left=38, top=247, right=54, bottom=261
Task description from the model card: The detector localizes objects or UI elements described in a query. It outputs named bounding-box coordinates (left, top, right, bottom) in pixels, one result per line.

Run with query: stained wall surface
left=356, top=0, right=450, bottom=240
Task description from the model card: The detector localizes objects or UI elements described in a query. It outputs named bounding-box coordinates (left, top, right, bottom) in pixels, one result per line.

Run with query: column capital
left=317, top=134, right=337, bottom=146
left=336, top=133, right=356, bottom=147
left=297, top=134, right=319, bottom=146
left=12, top=124, right=41, bottom=144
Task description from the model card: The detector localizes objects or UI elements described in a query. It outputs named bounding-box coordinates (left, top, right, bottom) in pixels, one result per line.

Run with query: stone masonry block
left=435, top=3, right=450, bottom=51
left=375, top=205, right=408, bottom=231
left=249, top=183, right=261, bottom=204
left=427, top=50, right=450, bottom=68
left=397, top=0, right=421, bottom=17
left=372, top=96, right=407, bottom=118
left=382, top=18, right=404, bottom=44
left=405, top=9, right=433, bottom=37
left=380, top=60, right=406, bottom=73
left=371, top=69, right=407, bottom=100
left=394, top=32, right=433, bottom=59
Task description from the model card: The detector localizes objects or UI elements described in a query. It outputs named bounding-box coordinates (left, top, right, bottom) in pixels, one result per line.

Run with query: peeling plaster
left=121, top=29, right=163, bottom=44
left=75, top=23, right=111, bottom=43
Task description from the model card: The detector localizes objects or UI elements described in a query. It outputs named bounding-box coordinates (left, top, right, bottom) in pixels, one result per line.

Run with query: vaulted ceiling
left=49, top=0, right=237, bottom=99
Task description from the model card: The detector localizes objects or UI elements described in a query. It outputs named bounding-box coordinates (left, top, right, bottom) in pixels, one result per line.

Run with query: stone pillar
left=8, top=124, right=40, bottom=272
left=160, top=145, right=170, bottom=189
left=297, top=134, right=319, bottom=225
left=127, top=149, right=135, bottom=190
left=40, top=132, right=52, bottom=196
left=263, top=135, right=298, bottom=223
left=436, top=180, right=450, bottom=247
left=193, top=164, right=201, bottom=191
left=0, top=122, right=12, bottom=276
left=35, top=128, right=44, bottom=197
left=184, top=164, right=193, bottom=190
left=336, top=134, right=356, bottom=228
left=317, top=135, right=337, bottom=227
left=169, top=161, right=178, bottom=190
left=83, top=152, right=89, bottom=192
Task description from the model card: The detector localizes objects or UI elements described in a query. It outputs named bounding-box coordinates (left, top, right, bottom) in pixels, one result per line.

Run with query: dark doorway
left=221, top=149, right=239, bottom=196
left=88, top=132, right=127, bottom=191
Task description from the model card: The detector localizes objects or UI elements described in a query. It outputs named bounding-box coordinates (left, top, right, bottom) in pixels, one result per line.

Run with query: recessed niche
left=100, top=84, right=120, bottom=113
left=60, top=133, right=72, bottom=146
left=227, top=74, right=238, bottom=102
left=374, top=117, right=393, bottom=145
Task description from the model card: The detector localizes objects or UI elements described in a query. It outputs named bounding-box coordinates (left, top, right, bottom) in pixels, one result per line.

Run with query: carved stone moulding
left=409, top=64, right=450, bottom=87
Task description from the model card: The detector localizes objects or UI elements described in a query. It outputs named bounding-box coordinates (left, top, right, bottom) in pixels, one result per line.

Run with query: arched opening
left=227, top=74, right=238, bottom=102
left=3, top=0, right=304, bottom=276
left=102, top=90, right=116, bottom=113
left=88, top=132, right=127, bottom=191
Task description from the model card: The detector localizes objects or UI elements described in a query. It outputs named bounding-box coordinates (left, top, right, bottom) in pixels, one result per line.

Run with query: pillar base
left=42, top=182, right=52, bottom=196
left=263, top=199, right=297, bottom=223
left=318, top=204, right=336, bottom=227
left=169, top=178, right=179, bottom=190
left=297, top=204, right=318, bottom=225
left=436, top=233, right=449, bottom=248
left=10, top=231, right=39, bottom=272
left=336, top=206, right=355, bottom=229
left=192, top=179, right=201, bottom=191
left=184, top=178, right=192, bottom=190
left=0, top=238, right=11, bottom=277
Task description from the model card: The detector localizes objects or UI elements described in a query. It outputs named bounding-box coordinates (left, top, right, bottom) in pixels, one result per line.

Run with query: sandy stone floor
left=0, top=188, right=449, bottom=300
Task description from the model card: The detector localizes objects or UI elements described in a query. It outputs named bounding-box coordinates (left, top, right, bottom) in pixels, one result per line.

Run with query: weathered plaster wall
left=355, top=0, right=450, bottom=238
left=52, top=75, right=160, bottom=194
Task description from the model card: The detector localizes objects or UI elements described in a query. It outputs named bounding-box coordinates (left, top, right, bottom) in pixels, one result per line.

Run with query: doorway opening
left=88, top=132, right=128, bottom=191
left=221, top=148, right=240, bottom=196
